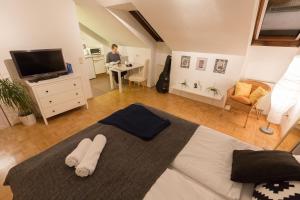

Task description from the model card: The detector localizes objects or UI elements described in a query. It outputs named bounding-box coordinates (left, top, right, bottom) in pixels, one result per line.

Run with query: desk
left=109, top=64, right=143, bottom=93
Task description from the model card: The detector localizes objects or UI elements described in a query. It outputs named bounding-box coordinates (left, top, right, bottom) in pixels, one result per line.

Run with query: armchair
left=225, top=80, right=271, bottom=128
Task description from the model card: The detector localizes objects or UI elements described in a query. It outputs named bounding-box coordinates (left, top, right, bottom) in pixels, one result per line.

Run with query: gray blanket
left=4, top=105, right=198, bottom=200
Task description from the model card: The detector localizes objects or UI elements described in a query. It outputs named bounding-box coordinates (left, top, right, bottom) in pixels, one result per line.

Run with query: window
left=252, top=0, right=300, bottom=47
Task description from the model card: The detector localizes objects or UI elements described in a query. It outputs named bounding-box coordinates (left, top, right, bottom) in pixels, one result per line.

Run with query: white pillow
left=172, top=126, right=261, bottom=200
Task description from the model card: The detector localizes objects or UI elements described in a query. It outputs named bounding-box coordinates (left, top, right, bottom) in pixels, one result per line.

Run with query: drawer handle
left=73, top=83, right=77, bottom=86
left=52, top=110, right=55, bottom=113
left=45, top=90, right=49, bottom=93
left=78, top=101, right=80, bottom=104
left=49, top=100, right=52, bottom=103
left=76, top=93, right=79, bottom=95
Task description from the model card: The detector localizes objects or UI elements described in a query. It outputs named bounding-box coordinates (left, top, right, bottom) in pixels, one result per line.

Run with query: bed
left=145, top=126, right=261, bottom=200
left=4, top=104, right=260, bottom=200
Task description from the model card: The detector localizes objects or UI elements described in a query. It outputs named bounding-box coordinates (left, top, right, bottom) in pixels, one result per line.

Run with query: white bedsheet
left=144, top=168, right=254, bottom=200
left=171, top=126, right=260, bottom=200
left=144, top=168, right=226, bottom=200
left=144, top=126, right=260, bottom=200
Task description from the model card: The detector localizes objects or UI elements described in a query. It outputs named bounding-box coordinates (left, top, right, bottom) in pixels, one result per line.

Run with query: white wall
left=107, top=8, right=156, bottom=86
left=75, top=0, right=145, bottom=47
left=80, top=26, right=152, bottom=82
left=79, top=23, right=109, bottom=50
left=80, top=27, right=111, bottom=56
left=170, top=51, right=245, bottom=107
left=132, top=0, right=258, bottom=55
left=242, top=46, right=299, bottom=83
left=80, top=28, right=151, bottom=65
left=0, top=0, right=92, bottom=98
left=118, top=46, right=150, bottom=64
left=79, top=24, right=111, bottom=57
left=80, top=31, right=104, bottom=48
left=80, top=27, right=152, bottom=78
left=97, top=0, right=130, bottom=7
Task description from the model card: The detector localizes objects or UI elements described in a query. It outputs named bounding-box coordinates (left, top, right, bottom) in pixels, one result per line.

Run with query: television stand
left=28, top=72, right=68, bottom=83
left=25, top=75, right=88, bottom=125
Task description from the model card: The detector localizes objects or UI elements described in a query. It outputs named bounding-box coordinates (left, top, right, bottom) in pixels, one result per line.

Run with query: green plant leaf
left=0, top=79, right=34, bottom=116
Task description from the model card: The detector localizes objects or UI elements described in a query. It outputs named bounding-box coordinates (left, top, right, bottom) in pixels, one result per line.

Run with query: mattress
left=144, top=168, right=254, bottom=200
left=144, top=168, right=226, bottom=200
left=145, top=126, right=260, bottom=200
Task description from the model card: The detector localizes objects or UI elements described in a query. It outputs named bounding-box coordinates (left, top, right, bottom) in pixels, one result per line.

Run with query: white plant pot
left=19, top=114, right=36, bottom=126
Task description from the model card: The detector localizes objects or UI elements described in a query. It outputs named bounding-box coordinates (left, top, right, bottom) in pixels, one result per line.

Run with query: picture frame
left=180, top=56, right=191, bottom=68
left=213, top=59, right=228, bottom=74
left=195, top=57, right=208, bottom=71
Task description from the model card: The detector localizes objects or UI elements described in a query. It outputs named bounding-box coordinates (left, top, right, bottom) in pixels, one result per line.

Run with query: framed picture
left=195, top=57, right=208, bottom=71
left=180, top=56, right=191, bottom=68
left=213, top=59, right=228, bottom=74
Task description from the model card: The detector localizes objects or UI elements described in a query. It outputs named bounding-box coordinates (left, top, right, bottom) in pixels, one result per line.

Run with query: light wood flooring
left=90, top=73, right=111, bottom=97
left=1, top=86, right=300, bottom=199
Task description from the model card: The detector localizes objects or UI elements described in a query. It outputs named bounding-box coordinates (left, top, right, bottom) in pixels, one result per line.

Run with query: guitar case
left=156, top=55, right=172, bottom=93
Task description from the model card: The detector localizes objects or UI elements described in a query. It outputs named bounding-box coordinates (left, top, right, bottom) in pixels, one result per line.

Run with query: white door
left=85, top=58, right=96, bottom=79
left=93, top=57, right=106, bottom=74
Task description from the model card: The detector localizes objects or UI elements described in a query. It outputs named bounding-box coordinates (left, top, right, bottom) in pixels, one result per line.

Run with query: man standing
left=106, top=44, right=127, bottom=84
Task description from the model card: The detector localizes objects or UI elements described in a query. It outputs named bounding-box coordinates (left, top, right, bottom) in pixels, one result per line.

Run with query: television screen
left=10, top=49, right=66, bottom=79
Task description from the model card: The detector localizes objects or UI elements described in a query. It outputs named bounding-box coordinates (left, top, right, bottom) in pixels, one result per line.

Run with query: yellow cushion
left=249, top=86, right=267, bottom=104
left=234, top=82, right=252, bottom=97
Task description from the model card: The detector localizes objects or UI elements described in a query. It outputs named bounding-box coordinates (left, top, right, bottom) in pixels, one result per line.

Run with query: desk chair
left=128, top=60, right=149, bottom=87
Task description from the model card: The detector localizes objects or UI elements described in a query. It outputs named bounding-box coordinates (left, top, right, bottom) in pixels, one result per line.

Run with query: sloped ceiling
left=130, top=0, right=258, bottom=55
left=75, top=0, right=146, bottom=47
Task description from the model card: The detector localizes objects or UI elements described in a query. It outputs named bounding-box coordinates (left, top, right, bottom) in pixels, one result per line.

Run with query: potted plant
left=180, top=80, right=188, bottom=88
left=206, top=86, right=221, bottom=96
left=0, top=79, right=36, bottom=126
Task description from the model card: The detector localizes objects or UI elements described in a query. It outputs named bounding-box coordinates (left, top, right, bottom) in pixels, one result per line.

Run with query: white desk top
left=172, top=85, right=224, bottom=100
left=109, top=63, right=143, bottom=72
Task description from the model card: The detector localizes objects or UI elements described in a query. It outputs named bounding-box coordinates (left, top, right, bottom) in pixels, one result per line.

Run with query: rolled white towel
left=65, top=138, right=92, bottom=167
left=75, top=134, right=107, bottom=177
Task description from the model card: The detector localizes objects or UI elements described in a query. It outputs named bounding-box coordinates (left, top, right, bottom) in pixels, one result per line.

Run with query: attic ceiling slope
left=75, top=0, right=146, bottom=47
left=130, top=0, right=258, bottom=55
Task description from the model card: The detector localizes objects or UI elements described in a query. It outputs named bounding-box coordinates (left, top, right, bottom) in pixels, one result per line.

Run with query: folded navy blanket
left=99, top=104, right=171, bottom=140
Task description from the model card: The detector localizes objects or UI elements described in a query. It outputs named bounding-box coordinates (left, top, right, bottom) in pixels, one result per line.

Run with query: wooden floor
left=1, top=87, right=299, bottom=199
left=90, top=73, right=111, bottom=97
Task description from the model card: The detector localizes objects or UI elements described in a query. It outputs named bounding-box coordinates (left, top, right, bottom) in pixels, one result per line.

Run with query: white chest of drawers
left=26, top=75, right=88, bottom=125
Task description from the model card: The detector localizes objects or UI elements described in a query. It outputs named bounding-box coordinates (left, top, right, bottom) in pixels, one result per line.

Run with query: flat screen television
left=10, top=49, right=67, bottom=79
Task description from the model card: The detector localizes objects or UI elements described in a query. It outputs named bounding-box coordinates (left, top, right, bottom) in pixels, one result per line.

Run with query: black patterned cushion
left=252, top=181, right=300, bottom=200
